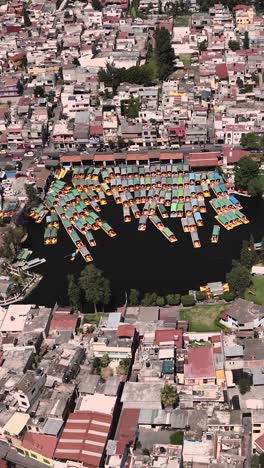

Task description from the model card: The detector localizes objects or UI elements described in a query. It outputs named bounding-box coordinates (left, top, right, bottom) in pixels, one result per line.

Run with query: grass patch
left=179, top=54, right=192, bottom=67
left=245, top=276, right=264, bottom=305
left=82, top=312, right=105, bottom=325
left=174, top=16, right=190, bottom=26
left=179, top=304, right=226, bottom=332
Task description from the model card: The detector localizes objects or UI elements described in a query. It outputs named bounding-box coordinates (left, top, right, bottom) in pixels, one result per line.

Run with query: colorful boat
left=181, top=218, right=190, bottom=233
left=211, top=225, right=220, bottom=243
left=158, top=204, right=168, bottom=219
left=149, top=215, right=164, bottom=231
left=191, top=231, right=201, bottom=248
left=187, top=216, right=196, bottom=232
left=131, top=204, right=140, bottom=219
left=161, top=227, right=177, bottom=243
left=101, top=221, right=116, bottom=237
left=123, top=206, right=131, bottom=223
left=85, top=231, right=96, bottom=247
left=194, top=212, right=203, bottom=227
left=138, top=215, right=147, bottom=231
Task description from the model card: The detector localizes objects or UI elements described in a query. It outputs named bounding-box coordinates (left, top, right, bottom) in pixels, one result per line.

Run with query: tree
left=120, top=358, right=131, bottom=375
left=126, top=97, right=140, bottom=119
left=228, top=39, right=240, bottom=51
left=198, top=40, right=208, bottom=52
left=160, top=384, right=178, bottom=408
left=221, top=291, right=236, bottom=302
left=240, top=133, right=264, bottom=151
left=236, top=77, right=244, bottom=88
left=238, top=377, right=251, bottom=395
left=0, top=226, right=24, bottom=260
left=166, top=294, right=181, bottom=305
left=154, top=28, right=175, bottom=80
left=227, top=263, right=252, bottom=296
left=79, top=264, right=111, bottom=312
left=142, top=292, right=158, bottom=306
left=92, top=0, right=102, bottom=9
left=248, top=177, right=263, bottom=197
left=240, top=240, right=257, bottom=269
left=251, top=454, right=264, bottom=468
left=243, top=31, right=249, bottom=49
left=34, top=86, right=45, bottom=98
left=196, top=291, right=207, bottom=302
left=234, top=156, right=260, bottom=191
left=100, top=353, right=110, bottom=367
left=25, top=184, right=39, bottom=208
left=117, top=136, right=125, bottom=150
left=67, top=274, right=81, bottom=310
left=156, top=296, right=165, bottom=306
left=22, top=5, right=31, bottom=27
left=129, top=288, right=140, bottom=306
left=73, top=57, right=80, bottom=66
left=181, top=294, right=196, bottom=307
left=169, top=432, right=183, bottom=445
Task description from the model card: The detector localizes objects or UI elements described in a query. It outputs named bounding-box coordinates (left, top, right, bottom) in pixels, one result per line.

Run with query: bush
left=221, top=291, right=236, bottom=302
left=156, top=296, right=165, bottom=307
left=181, top=295, right=196, bottom=307
left=196, top=291, right=207, bottom=302
left=166, top=294, right=181, bottom=305
left=238, top=377, right=251, bottom=395
left=169, top=431, right=183, bottom=445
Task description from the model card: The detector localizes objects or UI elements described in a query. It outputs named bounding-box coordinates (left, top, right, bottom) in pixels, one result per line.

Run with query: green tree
left=126, top=97, right=140, bottom=119
left=166, top=294, right=181, bottom=305
left=243, top=31, right=249, bottom=49
left=129, top=288, right=140, bottom=306
left=251, top=454, right=264, bottom=468
left=248, top=177, right=263, bottom=197
left=92, top=0, right=102, bottom=9
left=240, top=240, right=257, bottom=269
left=227, top=263, right=252, bottom=296
left=79, top=264, right=111, bottom=312
left=155, top=28, right=175, bottom=80
left=240, top=133, right=264, bottom=151
left=196, top=291, right=207, bottom=302
left=22, top=5, right=31, bottom=27
left=117, top=136, right=126, bottom=150
left=238, top=377, right=251, bottom=395
left=120, top=358, right=131, bottom=375
left=34, top=86, right=45, bottom=98
left=25, top=184, right=39, bottom=208
left=198, top=40, right=208, bottom=52
left=228, top=40, right=240, bottom=51
left=169, top=431, right=183, bottom=445
left=142, top=292, right=158, bottom=306
left=221, top=291, right=236, bottom=302
left=160, top=384, right=178, bottom=408
left=0, top=226, right=24, bottom=260
left=181, top=294, right=196, bottom=307
left=156, top=296, right=165, bottom=306
left=67, top=274, right=81, bottom=310
left=100, top=353, right=110, bottom=367
left=234, top=156, right=260, bottom=191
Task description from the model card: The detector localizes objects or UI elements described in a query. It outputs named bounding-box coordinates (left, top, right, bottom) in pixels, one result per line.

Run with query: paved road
left=243, top=416, right=252, bottom=468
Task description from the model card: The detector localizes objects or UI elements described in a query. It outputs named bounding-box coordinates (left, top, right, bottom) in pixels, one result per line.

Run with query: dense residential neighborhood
left=0, top=0, right=263, bottom=466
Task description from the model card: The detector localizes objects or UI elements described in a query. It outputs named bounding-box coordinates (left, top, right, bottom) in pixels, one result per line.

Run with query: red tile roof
left=211, top=335, right=221, bottom=343
left=115, top=409, right=140, bottom=455
left=188, top=152, right=221, bottom=168
left=223, top=147, right=250, bottom=163
left=60, top=155, right=81, bottom=163
left=94, top=154, right=115, bottom=162
left=55, top=411, right=112, bottom=467
left=22, top=433, right=58, bottom=459
left=50, top=312, right=78, bottom=331
left=117, top=324, right=135, bottom=338
left=160, top=152, right=183, bottom=160
left=185, top=348, right=215, bottom=380
left=90, top=125, right=103, bottom=136
left=255, top=433, right=264, bottom=453
left=154, top=329, right=183, bottom=349
left=215, top=63, right=228, bottom=80
left=126, top=154, right=149, bottom=161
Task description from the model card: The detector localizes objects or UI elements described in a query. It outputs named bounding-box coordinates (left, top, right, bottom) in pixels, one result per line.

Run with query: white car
left=24, top=151, right=34, bottom=157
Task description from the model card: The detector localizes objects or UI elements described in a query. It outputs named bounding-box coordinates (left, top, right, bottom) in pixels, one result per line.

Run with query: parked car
left=12, top=156, right=23, bottom=161
left=24, top=151, right=34, bottom=157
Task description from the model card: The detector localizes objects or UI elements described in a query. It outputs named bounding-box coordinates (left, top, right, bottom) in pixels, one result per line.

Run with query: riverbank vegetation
left=234, top=156, right=263, bottom=197
left=245, top=277, right=264, bottom=305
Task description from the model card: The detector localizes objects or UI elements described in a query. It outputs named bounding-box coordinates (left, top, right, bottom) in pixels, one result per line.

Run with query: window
left=43, top=459, right=51, bottom=465
left=30, top=453, right=38, bottom=459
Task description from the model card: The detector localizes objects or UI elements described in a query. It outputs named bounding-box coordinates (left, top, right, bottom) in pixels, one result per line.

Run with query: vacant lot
left=180, top=304, right=226, bottom=332
left=245, top=276, right=264, bottom=305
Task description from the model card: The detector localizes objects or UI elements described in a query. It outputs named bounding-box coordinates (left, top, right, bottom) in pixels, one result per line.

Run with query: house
left=121, top=382, right=165, bottom=409
left=220, top=299, right=264, bottom=330
left=54, top=411, right=112, bottom=467
left=14, top=370, right=46, bottom=412
left=184, top=347, right=216, bottom=385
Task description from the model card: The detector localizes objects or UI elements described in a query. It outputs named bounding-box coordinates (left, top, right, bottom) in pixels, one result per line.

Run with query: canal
left=24, top=196, right=264, bottom=309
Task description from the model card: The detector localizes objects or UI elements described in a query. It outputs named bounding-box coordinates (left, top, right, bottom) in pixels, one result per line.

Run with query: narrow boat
left=162, top=227, right=177, bottom=243
left=85, top=231, right=96, bottom=247
left=149, top=201, right=157, bottom=216
left=79, top=245, right=93, bottom=262
left=138, top=215, right=147, bottom=231
left=149, top=215, right=164, bottom=231
left=70, top=230, right=84, bottom=249
left=143, top=201, right=150, bottom=215
left=229, top=194, right=242, bottom=209
left=101, top=221, right=117, bottom=237
left=211, top=225, right=220, bottom=243
left=185, top=202, right=192, bottom=217
left=176, top=202, right=184, bottom=217
left=170, top=202, right=177, bottom=218
left=50, top=228, right=58, bottom=244
left=165, top=191, right=171, bottom=206
left=98, top=191, right=107, bottom=206
left=123, top=206, right=131, bottom=223
left=158, top=204, right=168, bottom=219
left=198, top=199, right=206, bottom=213
left=194, top=212, right=203, bottom=227
left=131, top=204, right=140, bottom=219
left=113, top=189, right=121, bottom=204
left=187, top=216, right=196, bottom=232
left=181, top=217, right=190, bottom=233
left=191, top=231, right=201, bottom=248
left=44, top=227, right=51, bottom=245
left=235, top=210, right=249, bottom=224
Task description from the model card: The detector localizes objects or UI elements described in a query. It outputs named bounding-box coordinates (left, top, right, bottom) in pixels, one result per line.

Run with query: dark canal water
left=24, top=195, right=264, bottom=309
